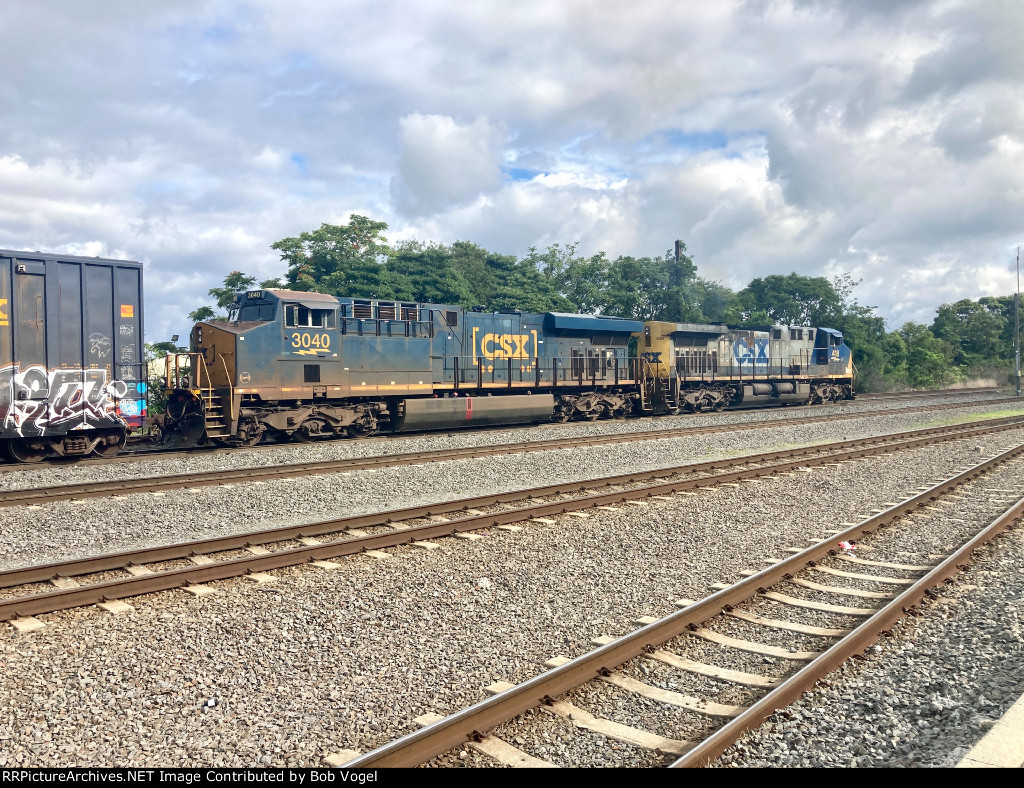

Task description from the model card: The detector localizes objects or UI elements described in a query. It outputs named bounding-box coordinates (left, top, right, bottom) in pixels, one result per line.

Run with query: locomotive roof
left=263, top=289, right=338, bottom=303
left=544, top=312, right=644, bottom=333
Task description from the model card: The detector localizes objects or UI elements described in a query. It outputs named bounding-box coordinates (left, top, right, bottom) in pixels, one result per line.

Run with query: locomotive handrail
left=217, top=353, right=235, bottom=424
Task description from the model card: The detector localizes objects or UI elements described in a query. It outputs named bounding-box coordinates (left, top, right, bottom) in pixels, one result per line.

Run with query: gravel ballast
left=0, top=396, right=1020, bottom=571
left=0, top=395, right=1022, bottom=767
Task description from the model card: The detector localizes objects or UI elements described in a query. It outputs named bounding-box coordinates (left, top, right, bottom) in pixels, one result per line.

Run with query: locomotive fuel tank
left=393, top=393, right=556, bottom=432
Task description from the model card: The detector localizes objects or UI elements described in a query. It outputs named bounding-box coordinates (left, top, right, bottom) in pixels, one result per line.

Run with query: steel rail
left=1, top=418, right=1021, bottom=624
left=339, top=441, right=1024, bottom=768
left=1, top=416, right=1019, bottom=592
left=2, top=398, right=1020, bottom=505
left=670, top=481, right=1024, bottom=765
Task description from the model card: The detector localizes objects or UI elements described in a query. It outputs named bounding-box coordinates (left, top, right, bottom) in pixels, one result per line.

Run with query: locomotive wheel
left=241, top=430, right=264, bottom=447
left=236, top=420, right=265, bottom=447
left=550, top=406, right=571, bottom=423
left=712, top=399, right=726, bottom=412
left=6, top=439, right=51, bottom=463
left=346, top=422, right=377, bottom=439
left=293, top=418, right=333, bottom=442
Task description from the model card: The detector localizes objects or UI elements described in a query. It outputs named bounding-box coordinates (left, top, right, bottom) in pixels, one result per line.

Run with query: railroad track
left=332, top=439, right=1024, bottom=768
left=0, top=387, right=1007, bottom=473
left=3, top=397, right=1021, bottom=507
left=2, top=416, right=1021, bottom=629
left=858, top=386, right=1003, bottom=399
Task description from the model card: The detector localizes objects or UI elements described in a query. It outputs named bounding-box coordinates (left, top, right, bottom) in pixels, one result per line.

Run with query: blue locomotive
left=160, top=289, right=643, bottom=444
left=159, top=288, right=855, bottom=446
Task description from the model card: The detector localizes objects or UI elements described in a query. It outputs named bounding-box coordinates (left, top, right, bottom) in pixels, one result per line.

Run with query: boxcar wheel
left=7, top=439, right=51, bottom=463
left=93, top=431, right=127, bottom=458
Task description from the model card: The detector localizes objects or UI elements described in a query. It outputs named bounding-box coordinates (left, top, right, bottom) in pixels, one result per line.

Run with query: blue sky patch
left=663, top=130, right=729, bottom=151
left=503, top=166, right=538, bottom=182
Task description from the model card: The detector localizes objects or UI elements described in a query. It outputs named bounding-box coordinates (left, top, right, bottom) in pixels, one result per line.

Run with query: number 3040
left=291, top=332, right=330, bottom=349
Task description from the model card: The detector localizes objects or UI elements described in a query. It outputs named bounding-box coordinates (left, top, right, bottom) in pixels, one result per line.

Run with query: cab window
left=285, top=304, right=336, bottom=328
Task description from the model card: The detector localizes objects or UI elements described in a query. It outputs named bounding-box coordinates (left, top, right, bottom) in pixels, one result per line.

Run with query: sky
left=1, top=0, right=1023, bottom=343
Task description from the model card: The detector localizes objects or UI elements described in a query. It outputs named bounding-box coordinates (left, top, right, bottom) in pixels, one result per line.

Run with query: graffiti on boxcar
left=89, top=333, right=111, bottom=360
left=0, top=364, right=131, bottom=436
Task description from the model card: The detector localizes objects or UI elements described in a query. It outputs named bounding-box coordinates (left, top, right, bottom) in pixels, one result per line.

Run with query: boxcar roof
left=0, top=248, right=141, bottom=266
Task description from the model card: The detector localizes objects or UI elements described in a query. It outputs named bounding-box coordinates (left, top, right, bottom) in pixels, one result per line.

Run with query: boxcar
left=0, top=249, right=146, bottom=461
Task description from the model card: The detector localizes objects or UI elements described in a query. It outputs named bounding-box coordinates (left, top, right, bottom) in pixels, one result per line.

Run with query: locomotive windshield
left=236, top=302, right=277, bottom=322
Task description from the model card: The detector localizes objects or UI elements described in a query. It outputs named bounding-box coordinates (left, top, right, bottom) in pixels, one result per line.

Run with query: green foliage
left=187, top=305, right=217, bottom=323
left=272, top=215, right=393, bottom=297
left=144, top=341, right=186, bottom=417
left=899, top=322, right=961, bottom=388
left=188, top=271, right=259, bottom=323
left=145, top=341, right=184, bottom=359
left=729, top=273, right=843, bottom=326
left=931, top=298, right=1009, bottom=365
left=209, top=271, right=257, bottom=310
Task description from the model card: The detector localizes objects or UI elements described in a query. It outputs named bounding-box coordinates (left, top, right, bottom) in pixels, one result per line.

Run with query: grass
left=907, top=408, right=1024, bottom=430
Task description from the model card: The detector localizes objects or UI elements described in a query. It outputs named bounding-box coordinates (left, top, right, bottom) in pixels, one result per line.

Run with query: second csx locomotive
left=160, top=288, right=855, bottom=446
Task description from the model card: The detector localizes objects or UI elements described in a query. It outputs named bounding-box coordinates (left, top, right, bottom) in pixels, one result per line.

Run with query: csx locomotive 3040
left=0, top=248, right=855, bottom=462
left=158, top=288, right=855, bottom=448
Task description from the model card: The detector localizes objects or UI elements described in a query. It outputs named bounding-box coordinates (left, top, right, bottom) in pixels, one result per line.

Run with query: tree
left=899, top=322, right=959, bottom=388
left=730, top=273, right=843, bottom=326
left=145, top=341, right=184, bottom=359
left=932, top=298, right=1008, bottom=366
left=188, top=305, right=217, bottom=323
left=486, top=249, right=573, bottom=313
left=187, top=271, right=259, bottom=323
left=272, top=215, right=393, bottom=297
left=208, top=271, right=257, bottom=310
left=389, top=241, right=476, bottom=305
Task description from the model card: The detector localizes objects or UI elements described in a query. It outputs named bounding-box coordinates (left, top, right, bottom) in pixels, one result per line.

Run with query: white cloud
left=0, top=0, right=1023, bottom=344
left=390, top=114, right=504, bottom=216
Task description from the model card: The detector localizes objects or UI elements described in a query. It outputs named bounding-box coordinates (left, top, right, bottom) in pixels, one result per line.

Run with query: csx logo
left=0, top=298, right=7, bottom=327
left=733, top=338, right=769, bottom=366
left=473, top=328, right=538, bottom=360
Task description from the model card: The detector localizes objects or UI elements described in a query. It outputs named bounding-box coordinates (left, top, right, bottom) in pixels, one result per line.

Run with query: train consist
left=157, top=289, right=855, bottom=447
left=0, top=249, right=855, bottom=462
